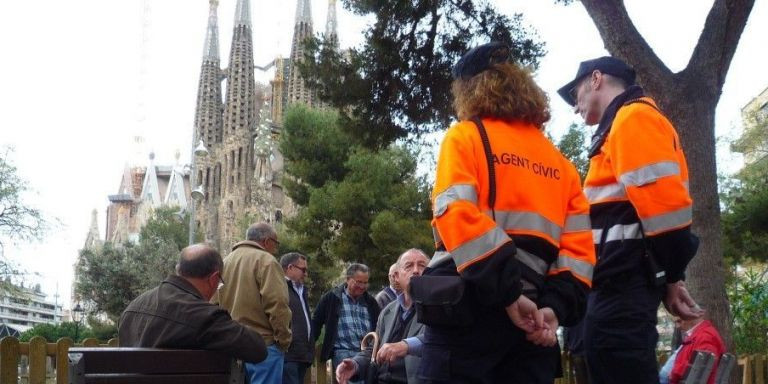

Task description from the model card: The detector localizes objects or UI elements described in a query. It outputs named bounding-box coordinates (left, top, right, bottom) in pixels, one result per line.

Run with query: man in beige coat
left=214, top=222, right=291, bottom=384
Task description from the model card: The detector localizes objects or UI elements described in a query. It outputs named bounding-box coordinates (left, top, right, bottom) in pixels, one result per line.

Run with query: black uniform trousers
left=418, top=296, right=560, bottom=383
left=584, top=273, right=665, bottom=384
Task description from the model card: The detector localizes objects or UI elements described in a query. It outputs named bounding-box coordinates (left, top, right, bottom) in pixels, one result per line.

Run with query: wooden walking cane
left=360, top=332, right=381, bottom=384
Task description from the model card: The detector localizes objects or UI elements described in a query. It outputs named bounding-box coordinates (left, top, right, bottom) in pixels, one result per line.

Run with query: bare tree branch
left=579, top=0, right=673, bottom=85
left=687, top=0, right=755, bottom=93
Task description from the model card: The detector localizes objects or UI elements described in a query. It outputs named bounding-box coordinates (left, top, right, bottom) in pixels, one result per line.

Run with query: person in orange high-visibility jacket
left=418, top=42, right=596, bottom=384
left=557, top=56, right=703, bottom=384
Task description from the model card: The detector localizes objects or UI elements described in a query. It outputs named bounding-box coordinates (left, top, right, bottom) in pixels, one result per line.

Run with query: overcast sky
left=1, top=0, right=766, bottom=307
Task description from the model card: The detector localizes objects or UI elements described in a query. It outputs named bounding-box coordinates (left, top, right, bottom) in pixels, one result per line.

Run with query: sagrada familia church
left=191, top=0, right=335, bottom=250
left=83, top=0, right=337, bottom=254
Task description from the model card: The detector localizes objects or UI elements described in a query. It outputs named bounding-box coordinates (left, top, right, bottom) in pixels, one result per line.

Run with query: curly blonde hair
left=452, top=62, right=550, bottom=128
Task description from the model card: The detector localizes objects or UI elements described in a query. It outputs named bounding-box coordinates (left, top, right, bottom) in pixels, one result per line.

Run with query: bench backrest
left=713, top=353, right=736, bottom=384
left=68, top=347, right=244, bottom=384
left=682, top=351, right=717, bottom=384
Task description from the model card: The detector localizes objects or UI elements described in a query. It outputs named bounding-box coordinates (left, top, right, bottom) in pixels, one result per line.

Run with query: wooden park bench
left=681, top=350, right=739, bottom=384
left=681, top=350, right=716, bottom=384
left=67, top=348, right=245, bottom=384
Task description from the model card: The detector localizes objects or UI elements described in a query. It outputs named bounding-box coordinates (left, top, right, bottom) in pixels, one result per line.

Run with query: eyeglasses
left=570, top=72, right=597, bottom=103
left=290, top=264, right=307, bottom=274
left=267, top=237, right=280, bottom=247
left=569, top=80, right=586, bottom=103
left=351, top=279, right=369, bottom=287
left=212, top=273, right=225, bottom=290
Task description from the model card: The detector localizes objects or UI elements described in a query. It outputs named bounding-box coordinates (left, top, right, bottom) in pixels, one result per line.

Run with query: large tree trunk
left=578, top=0, right=756, bottom=356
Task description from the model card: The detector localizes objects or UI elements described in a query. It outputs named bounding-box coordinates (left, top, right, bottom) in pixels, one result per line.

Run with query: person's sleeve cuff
left=404, top=337, right=423, bottom=356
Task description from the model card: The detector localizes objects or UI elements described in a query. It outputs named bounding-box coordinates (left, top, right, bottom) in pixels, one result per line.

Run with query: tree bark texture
left=578, top=0, right=756, bottom=354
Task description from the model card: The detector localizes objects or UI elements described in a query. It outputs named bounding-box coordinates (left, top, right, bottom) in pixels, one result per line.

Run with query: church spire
left=325, top=0, right=338, bottom=42
left=83, top=209, right=102, bottom=249
left=234, top=0, right=251, bottom=28
left=203, top=0, right=220, bottom=61
left=287, top=0, right=314, bottom=106
left=295, top=0, right=312, bottom=26
left=216, top=0, right=257, bottom=250
left=223, top=0, right=255, bottom=137
left=194, top=0, right=224, bottom=151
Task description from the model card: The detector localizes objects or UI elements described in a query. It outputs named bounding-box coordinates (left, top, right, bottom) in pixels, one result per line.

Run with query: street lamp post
left=189, top=139, right=209, bottom=245
left=72, top=303, right=84, bottom=343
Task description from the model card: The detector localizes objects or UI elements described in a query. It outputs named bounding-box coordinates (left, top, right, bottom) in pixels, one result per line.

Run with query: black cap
left=452, top=42, right=511, bottom=80
left=557, top=56, right=637, bottom=106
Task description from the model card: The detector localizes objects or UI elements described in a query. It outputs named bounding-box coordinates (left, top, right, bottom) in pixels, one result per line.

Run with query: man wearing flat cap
left=418, top=42, right=595, bottom=383
left=558, top=56, right=703, bottom=384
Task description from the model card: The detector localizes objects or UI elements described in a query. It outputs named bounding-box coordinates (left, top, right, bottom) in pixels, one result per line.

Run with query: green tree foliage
left=279, top=107, right=349, bottom=206
left=75, top=206, right=186, bottom=320
left=721, top=163, right=768, bottom=264
left=86, top=315, right=118, bottom=341
left=0, top=148, right=46, bottom=290
left=280, top=106, right=434, bottom=296
left=0, top=148, right=45, bottom=248
left=19, top=321, right=92, bottom=343
left=722, top=111, right=768, bottom=264
left=727, top=266, right=768, bottom=354
left=298, top=0, right=544, bottom=148
left=139, top=206, right=189, bottom=250
left=556, top=123, right=589, bottom=180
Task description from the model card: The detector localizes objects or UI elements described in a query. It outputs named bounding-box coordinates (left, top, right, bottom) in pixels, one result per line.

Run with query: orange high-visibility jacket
left=431, top=118, right=595, bottom=325
left=585, top=97, right=696, bottom=287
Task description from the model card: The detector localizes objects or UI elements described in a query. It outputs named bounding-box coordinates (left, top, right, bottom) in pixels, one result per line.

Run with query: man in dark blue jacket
left=312, top=263, right=380, bottom=384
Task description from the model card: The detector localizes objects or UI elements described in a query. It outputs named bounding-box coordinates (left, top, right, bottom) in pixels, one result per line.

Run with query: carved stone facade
left=192, top=0, right=334, bottom=251
left=104, top=153, right=191, bottom=245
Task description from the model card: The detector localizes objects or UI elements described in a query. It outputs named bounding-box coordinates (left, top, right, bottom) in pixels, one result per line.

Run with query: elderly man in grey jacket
left=335, top=249, right=430, bottom=384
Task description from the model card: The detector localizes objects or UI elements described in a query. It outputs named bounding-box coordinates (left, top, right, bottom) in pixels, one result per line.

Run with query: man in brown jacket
left=214, top=222, right=292, bottom=384
left=119, top=244, right=267, bottom=363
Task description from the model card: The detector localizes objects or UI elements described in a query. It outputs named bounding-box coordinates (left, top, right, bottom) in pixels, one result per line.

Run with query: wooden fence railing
left=0, top=336, right=765, bottom=384
left=0, top=336, right=117, bottom=384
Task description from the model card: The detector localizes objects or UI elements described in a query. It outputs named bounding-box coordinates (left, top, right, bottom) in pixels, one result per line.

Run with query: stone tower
left=192, top=0, right=320, bottom=252
left=193, top=0, right=225, bottom=249
left=270, top=56, right=288, bottom=126
left=216, top=0, right=259, bottom=250
left=286, top=0, right=314, bottom=107
left=83, top=209, right=102, bottom=250
left=325, top=0, right=338, bottom=43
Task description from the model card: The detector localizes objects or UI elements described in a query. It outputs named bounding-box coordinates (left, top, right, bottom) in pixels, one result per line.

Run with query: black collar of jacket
left=331, top=283, right=347, bottom=299
left=588, top=85, right=645, bottom=158
left=163, top=275, right=204, bottom=300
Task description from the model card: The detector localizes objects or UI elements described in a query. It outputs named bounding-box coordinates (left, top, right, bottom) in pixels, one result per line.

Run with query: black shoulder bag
left=410, top=117, right=498, bottom=327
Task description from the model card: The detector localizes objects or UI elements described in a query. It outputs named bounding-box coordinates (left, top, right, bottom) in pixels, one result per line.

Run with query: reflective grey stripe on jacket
left=549, top=254, right=594, bottom=282
left=490, top=211, right=562, bottom=241
left=433, top=184, right=477, bottom=217
left=619, top=161, right=680, bottom=187
left=564, top=214, right=591, bottom=233
left=449, top=226, right=510, bottom=268
left=584, top=183, right=626, bottom=203
left=592, top=223, right=642, bottom=244
left=641, top=206, right=692, bottom=234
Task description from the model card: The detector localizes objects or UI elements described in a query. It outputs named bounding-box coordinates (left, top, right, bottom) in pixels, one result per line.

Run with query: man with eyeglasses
left=214, top=222, right=292, bottom=384
left=558, top=57, right=702, bottom=384
left=336, top=249, right=430, bottom=384
left=312, top=263, right=380, bottom=384
left=280, top=252, right=313, bottom=384
left=119, top=244, right=267, bottom=363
